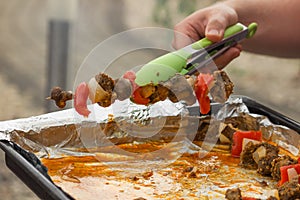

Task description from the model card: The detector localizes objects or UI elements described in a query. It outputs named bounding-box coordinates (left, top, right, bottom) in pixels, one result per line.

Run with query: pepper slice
left=231, top=130, right=262, bottom=157
left=194, top=73, right=214, bottom=114
left=131, top=87, right=150, bottom=105
left=74, top=82, right=91, bottom=117
left=279, top=164, right=300, bottom=186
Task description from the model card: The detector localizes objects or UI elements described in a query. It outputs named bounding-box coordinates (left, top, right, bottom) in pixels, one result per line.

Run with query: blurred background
left=0, top=0, right=299, bottom=199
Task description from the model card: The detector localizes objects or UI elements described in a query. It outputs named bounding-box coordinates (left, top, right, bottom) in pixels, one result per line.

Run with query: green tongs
left=135, top=22, right=257, bottom=86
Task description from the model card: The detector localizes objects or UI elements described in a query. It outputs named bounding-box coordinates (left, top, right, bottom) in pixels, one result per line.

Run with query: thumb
left=205, top=18, right=228, bottom=42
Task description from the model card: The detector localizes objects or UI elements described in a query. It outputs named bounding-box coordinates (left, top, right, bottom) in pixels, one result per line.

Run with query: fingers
left=199, top=44, right=242, bottom=73
left=173, top=18, right=205, bottom=49
left=173, top=9, right=208, bottom=49
left=172, top=3, right=240, bottom=70
left=214, top=45, right=242, bottom=70
left=173, top=3, right=238, bottom=48
left=205, top=18, right=228, bottom=42
left=172, top=24, right=196, bottom=49
left=205, top=7, right=238, bottom=42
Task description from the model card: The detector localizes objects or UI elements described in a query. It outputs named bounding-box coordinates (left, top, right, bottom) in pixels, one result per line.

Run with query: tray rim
left=0, top=140, right=73, bottom=200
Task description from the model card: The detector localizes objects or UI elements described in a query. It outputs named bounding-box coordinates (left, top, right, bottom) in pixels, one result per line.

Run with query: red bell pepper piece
left=231, top=130, right=262, bottom=157
left=123, top=70, right=150, bottom=105
left=131, top=87, right=150, bottom=105
left=74, top=82, right=91, bottom=117
left=279, top=164, right=300, bottom=186
left=194, top=73, right=214, bottom=114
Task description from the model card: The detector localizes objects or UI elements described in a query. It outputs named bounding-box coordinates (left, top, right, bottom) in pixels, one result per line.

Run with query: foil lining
left=0, top=97, right=299, bottom=159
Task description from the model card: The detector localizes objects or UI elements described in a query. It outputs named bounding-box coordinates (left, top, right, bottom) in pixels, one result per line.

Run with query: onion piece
left=114, top=77, right=132, bottom=101
left=88, top=77, right=109, bottom=103
left=242, top=138, right=261, bottom=151
left=287, top=168, right=298, bottom=182
left=218, top=123, right=231, bottom=144
left=252, top=146, right=267, bottom=164
left=219, top=133, right=231, bottom=144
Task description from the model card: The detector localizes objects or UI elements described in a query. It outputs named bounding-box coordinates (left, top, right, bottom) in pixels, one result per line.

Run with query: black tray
left=0, top=96, right=299, bottom=200
left=0, top=140, right=73, bottom=200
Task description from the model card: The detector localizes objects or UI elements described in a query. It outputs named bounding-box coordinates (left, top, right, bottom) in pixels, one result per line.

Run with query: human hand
left=173, top=3, right=242, bottom=69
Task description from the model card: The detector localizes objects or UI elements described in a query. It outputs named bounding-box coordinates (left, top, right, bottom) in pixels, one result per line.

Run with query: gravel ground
left=0, top=1, right=299, bottom=199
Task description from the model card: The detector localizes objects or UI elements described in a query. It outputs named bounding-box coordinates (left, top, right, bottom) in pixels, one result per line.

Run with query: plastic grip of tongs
left=134, top=23, right=257, bottom=86
left=191, top=22, right=257, bottom=50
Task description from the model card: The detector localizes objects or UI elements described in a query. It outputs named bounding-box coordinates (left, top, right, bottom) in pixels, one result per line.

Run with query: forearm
left=225, top=0, right=300, bottom=57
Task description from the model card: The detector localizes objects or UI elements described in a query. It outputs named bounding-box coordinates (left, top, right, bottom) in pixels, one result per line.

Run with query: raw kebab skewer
left=48, top=70, right=234, bottom=117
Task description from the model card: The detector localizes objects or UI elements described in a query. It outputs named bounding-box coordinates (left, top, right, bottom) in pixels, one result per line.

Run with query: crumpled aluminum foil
left=0, top=97, right=299, bottom=158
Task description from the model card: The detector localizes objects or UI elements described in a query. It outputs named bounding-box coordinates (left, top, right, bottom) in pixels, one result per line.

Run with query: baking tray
left=0, top=140, right=74, bottom=200
left=0, top=95, right=299, bottom=200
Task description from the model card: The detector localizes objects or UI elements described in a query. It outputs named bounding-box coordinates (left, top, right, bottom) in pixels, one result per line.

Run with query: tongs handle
left=184, top=22, right=257, bottom=75
left=190, top=22, right=257, bottom=51
left=135, top=22, right=257, bottom=86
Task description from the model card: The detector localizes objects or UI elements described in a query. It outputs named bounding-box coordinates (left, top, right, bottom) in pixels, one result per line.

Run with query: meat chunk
left=210, top=70, right=234, bottom=103
left=240, top=142, right=279, bottom=171
left=163, top=74, right=196, bottom=105
left=257, top=153, right=278, bottom=176
left=240, top=141, right=259, bottom=169
left=48, top=87, right=73, bottom=108
left=148, top=84, right=169, bottom=104
left=95, top=73, right=115, bottom=92
left=219, top=123, right=236, bottom=143
left=271, top=155, right=297, bottom=181
left=225, top=188, right=242, bottom=200
left=224, top=114, right=260, bottom=131
left=255, top=143, right=279, bottom=176
left=139, top=84, right=156, bottom=99
left=278, top=178, right=300, bottom=200
left=94, top=73, right=116, bottom=107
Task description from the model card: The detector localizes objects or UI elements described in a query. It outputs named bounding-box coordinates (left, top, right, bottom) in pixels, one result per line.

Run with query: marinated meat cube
left=219, top=123, right=236, bottom=143
left=139, top=84, right=156, bottom=99
left=163, top=74, right=196, bottom=105
left=149, top=84, right=169, bottom=104
left=49, top=87, right=73, bottom=108
left=225, top=188, right=242, bottom=200
left=271, top=155, right=297, bottom=181
left=95, top=73, right=116, bottom=107
left=240, top=142, right=279, bottom=170
left=278, top=178, right=300, bottom=200
left=210, top=70, right=234, bottom=103
left=167, top=90, right=179, bottom=103
left=95, top=73, right=115, bottom=92
left=255, top=143, right=279, bottom=176
left=224, top=114, right=260, bottom=131
left=240, top=141, right=259, bottom=169
left=257, top=153, right=278, bottom=176
left=193, top=117, right=220, bottom=142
